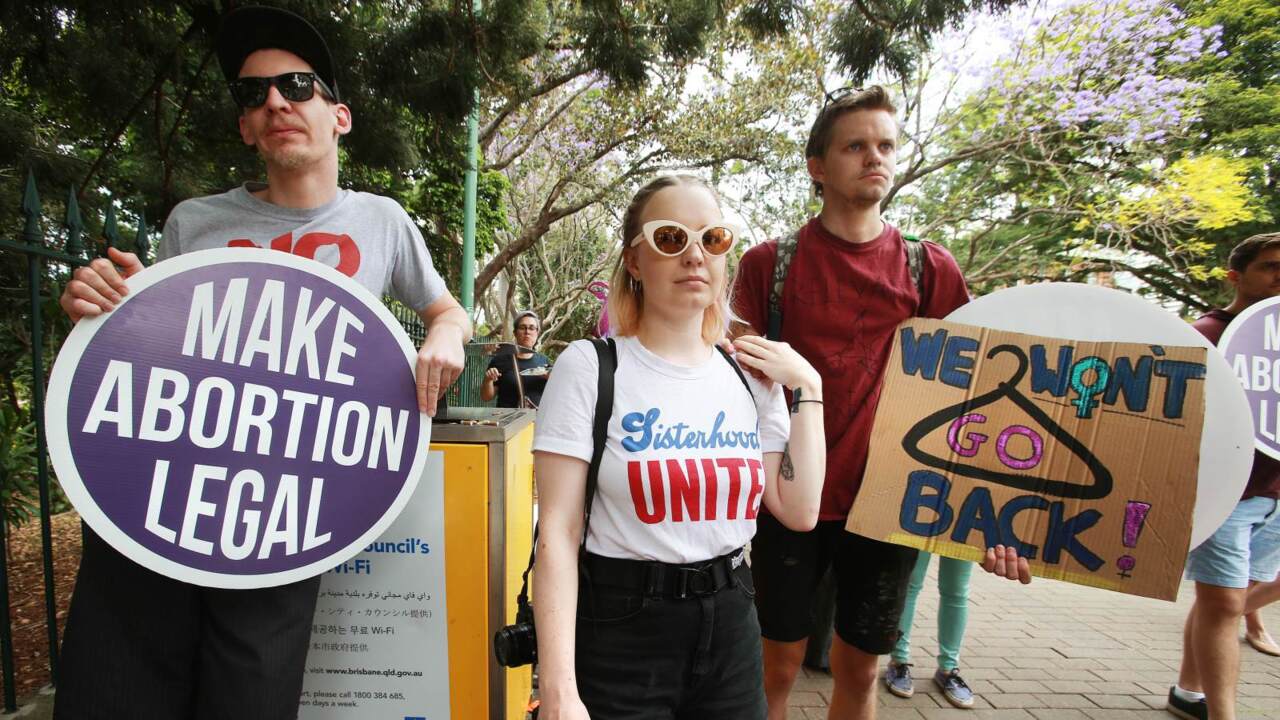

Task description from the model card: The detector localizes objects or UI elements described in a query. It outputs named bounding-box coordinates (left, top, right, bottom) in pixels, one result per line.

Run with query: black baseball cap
left=216, top=6, right=340, bottom=102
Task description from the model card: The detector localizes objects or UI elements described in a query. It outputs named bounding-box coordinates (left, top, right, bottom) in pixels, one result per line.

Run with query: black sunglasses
left=229, top=72, right=336, bottom=108
left=822, top=86, right=865, bottom=109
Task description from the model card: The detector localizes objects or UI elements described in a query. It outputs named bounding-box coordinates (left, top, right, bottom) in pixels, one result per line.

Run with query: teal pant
left=891, top=552, right=973, bottom=671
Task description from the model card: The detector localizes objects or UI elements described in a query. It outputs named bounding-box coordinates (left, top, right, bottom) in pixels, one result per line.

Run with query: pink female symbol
left=1116, top=501, right=1152, bottom=579
left=1116, top=555, right=1136, bottom=578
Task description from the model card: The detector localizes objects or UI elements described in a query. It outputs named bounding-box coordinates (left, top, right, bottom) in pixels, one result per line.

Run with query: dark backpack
left=765, top=229, right=927, bottom=341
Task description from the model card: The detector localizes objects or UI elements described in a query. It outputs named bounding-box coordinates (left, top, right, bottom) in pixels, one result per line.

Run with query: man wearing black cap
left=55, top=6, right=470, bottom=718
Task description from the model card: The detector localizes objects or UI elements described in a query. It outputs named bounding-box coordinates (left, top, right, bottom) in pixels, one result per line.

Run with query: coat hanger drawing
left=901, top=343, right=1114, bottom=500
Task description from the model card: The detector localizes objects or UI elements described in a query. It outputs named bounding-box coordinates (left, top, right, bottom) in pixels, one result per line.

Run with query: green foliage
left=1173, top=0, right=1280, bottom=304
left=406, top=163, right=512, bottom=295
left=897, top=0, right=1277, bottom=312
left=0, top=405, right=42, bottom=529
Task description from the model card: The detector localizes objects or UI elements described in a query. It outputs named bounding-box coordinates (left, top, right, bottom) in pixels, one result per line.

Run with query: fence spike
left=103, top=204, right=120, bottom=253
left=21, top=170, right=42, bottom=245
left=64, top=186, right=85, bottom=258
left=135, top=207, right=150, bottom=265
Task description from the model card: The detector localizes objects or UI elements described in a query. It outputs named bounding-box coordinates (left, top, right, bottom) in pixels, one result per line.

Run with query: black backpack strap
left=766, top=228, right=802, bottom=341
left=513, top=337, right=617, bottom=608
left=714, top=344, right=755, bottom=402
left=904, top=233, right=927, bottom=310
left=582, top=338, right=617, bottom=546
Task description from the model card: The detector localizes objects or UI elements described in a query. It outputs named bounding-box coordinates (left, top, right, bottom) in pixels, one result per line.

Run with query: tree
left=473, top=6, right=830, bottom=344
left=890, top=0, right=1273, bottom=310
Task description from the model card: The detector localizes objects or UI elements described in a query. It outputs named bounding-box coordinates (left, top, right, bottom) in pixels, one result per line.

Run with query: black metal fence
left=0, top=170, right=132, bottom=712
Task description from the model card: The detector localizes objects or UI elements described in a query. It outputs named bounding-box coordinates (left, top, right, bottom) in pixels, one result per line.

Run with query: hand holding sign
left=60, top=247, right=144, bottom=322
left=982, top=545, right=1032, bottom=584
left=46, top=248, right=431, bottom=588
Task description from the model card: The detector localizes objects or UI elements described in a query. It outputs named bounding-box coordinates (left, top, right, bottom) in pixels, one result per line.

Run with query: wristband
left=789, top=388, right=824, bottom=414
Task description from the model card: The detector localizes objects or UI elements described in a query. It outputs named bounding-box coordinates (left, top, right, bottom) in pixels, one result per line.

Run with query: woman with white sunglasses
left=532, top=174, right=826, bottom=719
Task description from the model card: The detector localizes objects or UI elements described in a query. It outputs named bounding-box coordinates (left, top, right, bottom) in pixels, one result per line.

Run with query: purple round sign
left=46, top=249, right=430, bottom=588
left=1220, top=295, right=1280, bottom=461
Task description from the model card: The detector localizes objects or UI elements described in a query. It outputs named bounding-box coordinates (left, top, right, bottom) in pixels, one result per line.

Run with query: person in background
left=883, top=554, right=976, bottom=708
left=1167, top=232, right=1280, bottom=720
left=481, top=309, right=551, bottom=408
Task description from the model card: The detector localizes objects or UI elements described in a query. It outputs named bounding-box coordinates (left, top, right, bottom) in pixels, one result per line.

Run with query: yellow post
left=434, top=408, right=536, bottom=719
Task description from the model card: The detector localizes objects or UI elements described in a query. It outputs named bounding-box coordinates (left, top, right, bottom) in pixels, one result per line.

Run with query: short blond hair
left=608, top=175, right=729, bottom=345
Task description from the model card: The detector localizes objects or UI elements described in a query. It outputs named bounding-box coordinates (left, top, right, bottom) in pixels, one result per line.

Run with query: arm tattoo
left=781, top=445, right=795, bottom=482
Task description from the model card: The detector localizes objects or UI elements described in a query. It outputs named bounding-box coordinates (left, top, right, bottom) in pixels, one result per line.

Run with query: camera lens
left=494, top=623, right=537, bottom=668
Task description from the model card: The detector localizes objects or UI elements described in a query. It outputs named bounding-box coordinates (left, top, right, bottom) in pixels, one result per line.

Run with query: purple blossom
left=980, top=0, right=1212, bottom=147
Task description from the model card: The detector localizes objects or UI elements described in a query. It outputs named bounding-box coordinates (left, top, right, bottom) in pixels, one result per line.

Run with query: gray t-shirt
left=158, top=183, right=446, bottom=310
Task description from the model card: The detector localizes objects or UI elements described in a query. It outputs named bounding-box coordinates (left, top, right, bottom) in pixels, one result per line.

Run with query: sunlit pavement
left=788, top=568, right=1280, bottom=719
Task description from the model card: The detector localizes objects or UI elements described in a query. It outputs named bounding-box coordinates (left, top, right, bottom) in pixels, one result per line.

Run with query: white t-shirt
left=534, top=336, right=789, bottom=563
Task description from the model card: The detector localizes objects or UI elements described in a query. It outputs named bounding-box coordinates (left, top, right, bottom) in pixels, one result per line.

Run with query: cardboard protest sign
left=848, top=318, right=1207, bottom=600
left=46, top=248, right=430, bottom=589
left=1220, top=295, right=1280, bottom=460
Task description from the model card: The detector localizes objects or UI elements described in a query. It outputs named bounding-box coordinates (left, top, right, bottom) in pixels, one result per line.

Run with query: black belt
left=581, top=548, right=747, bottom=600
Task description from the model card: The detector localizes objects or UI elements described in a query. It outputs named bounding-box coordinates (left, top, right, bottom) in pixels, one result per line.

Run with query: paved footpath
left=8, top=566, right=1276, bottom=719
left=787, top=568, right=1280, bottom=720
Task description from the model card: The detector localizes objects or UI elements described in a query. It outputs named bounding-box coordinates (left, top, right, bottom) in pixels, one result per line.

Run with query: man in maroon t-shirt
left=731, top=86, right=1027, bottom=720
left=1168, top=233, right=1280, bottom=720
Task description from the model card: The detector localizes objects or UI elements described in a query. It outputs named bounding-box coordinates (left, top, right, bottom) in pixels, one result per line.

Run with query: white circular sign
left=947, top=282, right=1252, bottom=548
left=1218, top=295, right=1280, bottom=461
left=46, top=248, right=431, bottom=588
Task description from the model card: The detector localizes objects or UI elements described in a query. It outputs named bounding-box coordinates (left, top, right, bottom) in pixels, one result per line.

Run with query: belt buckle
left=677, top=566, right=715, bottom=598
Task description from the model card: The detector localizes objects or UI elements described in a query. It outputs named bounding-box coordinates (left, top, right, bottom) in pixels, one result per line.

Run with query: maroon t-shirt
left=732, top=218, right=971, bottom=519
left=1193, top=308, right=1280, bottom=500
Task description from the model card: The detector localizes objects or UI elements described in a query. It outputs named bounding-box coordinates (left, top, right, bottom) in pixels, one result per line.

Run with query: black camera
left=494, top=599, right=537, bottom=668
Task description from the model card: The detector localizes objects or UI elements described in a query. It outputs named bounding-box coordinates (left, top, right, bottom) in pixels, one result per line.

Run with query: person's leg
left=934, top=556, right=974, bottom=672
left=763, top=639, right=808, bottom=720
left=1245, top=577, right=1280, bottom=616
left=831, top=532, right=919, bottom=720
left=1244, top=577, right=1280, bottom=654
left=574, top=578, right=687, bottom=720
left=890, top=552, right=930, bottom=666
left=1188, top=583, right=1247, bottom=720
left=829, top=636, right=879, bottom=720
left=752, top=514, right=829, bottom=720
left=882, top=552, right=929, bottom=699
left=932, top=557, right=976, bottom=708
left=194, top=576, right=322, bottom=720
left=55, top=527, right=200, bottom=720
left=1170, top=604, right=1208, bottom=720
left=1243, top=501, right=1280, bottom=654
left=1174, top=497, right=1273, bottom=720
left=1178, top=604, right=1201, bottom=690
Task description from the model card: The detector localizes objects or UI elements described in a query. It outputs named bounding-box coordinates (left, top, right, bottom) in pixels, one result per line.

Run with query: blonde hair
left=608, top=174, right=730, bottom=345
